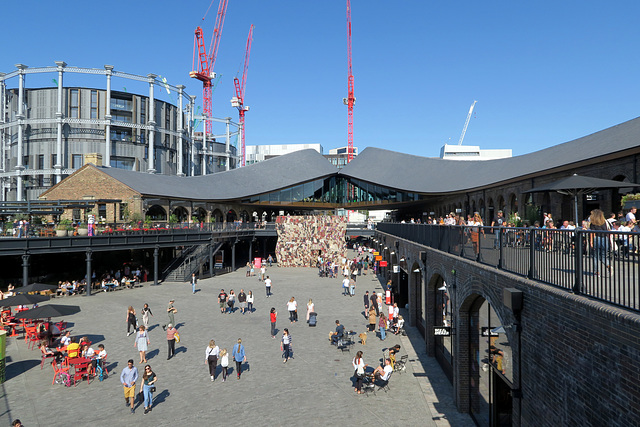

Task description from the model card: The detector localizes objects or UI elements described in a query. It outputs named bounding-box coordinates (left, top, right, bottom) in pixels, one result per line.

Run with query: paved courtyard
left=1, top=254, right=473, bottom=426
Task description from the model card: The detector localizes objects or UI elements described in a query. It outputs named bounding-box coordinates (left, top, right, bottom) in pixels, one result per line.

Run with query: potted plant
left=56, top=219, right=72, bottom=237
left=621, top=193, right=640, bottom=210
left=77, top=222, right=89, bottom=236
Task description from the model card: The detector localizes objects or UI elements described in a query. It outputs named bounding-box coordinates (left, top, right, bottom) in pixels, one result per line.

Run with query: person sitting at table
left=372, top=358, right=393, bottom=383
left=82, top=343, right=95, bottom=359
left=79, top=336, right=90, bottom=347
left=95, top=344, right=107, bottom=369
left=67, top=338, right=81, bottom=358
left=40, top=340, right=64, bottom=364
left=6, top=284, right=14, bottom=297
left=0, top=311, right=11, bottom=330
left=59, top=331, right=71, bottom=347
left=330, top=319, right=344, bottom=345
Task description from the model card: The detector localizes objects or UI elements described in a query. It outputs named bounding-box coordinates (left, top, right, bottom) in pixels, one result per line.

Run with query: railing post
left=573, top=229, right=583, bottom=294
left=22, top=252, right=29, bottom=286
left=498, top=227, right=504, bottom=270
left=528, top=228, right=535, bottom=279
left=85, top=249, right=92, bottom=297
left=153, top=245, right=159, bottom=286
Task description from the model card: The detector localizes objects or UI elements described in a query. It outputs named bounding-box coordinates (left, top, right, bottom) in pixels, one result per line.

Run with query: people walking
left=120, top=359, right=138, bottom=414
left=217, top=289, right=228, bottom=314
left=246, top=262, right=252, bottom=277
left=126, top=306, right=137, bottom=337
left=166, top=324, right=177, bottom=360
left=163, top=299, right=176, bottom=330
left=247, top=291, right=254, bottom=313
left=368, top=306, right=377, bottom=332
left=191, top=273, right=197, bottom=294
left=352, top=351, right=367, bottom=394
left=134, top=325, right=150, bottom=364
left=270, top=307, right=277, bottom=338
left=281, top=328, right=292, bottom=363
left=141, top=303, right=153, bottom=328
left=287, top=297, right=298, bottom=323
left=306, top=299, right=314, bottom=323
left=238, top=289, right=247, bottom=314
left=363, top=291, right=370, bottom=318
left=232, top=338, right=246, bottom=380
left=220, top=348, right=229, bottom=382
left=139, top=364, right=157, bottom=415
left=228, top=290, right=236, bottom=313
left=205, top=340, right=219, bottom=381
left=265, top=276, right=272, bottom=297
left=379, top=313, right=387, bottom=341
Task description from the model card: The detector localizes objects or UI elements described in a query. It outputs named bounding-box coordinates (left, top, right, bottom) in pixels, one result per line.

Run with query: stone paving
left=1, top=253, right=474, bottom=427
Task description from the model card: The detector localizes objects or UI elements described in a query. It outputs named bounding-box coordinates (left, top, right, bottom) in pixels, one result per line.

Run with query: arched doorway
left=226, top=209, right=237, bottom=223
left=172, top=206, right=189, bottom=223
left=146, top=205, right=167, bottom=221
left=193, top=207, right=207, bottom=223
left=211, top=209, right=224, bottom=224
left=431, top=274, right=453, bottom=382
left=410, top=262, right=424, bottom=337
left=465, top=295, right=514, bottom=427
left=240, top=210, right=250, bottom=223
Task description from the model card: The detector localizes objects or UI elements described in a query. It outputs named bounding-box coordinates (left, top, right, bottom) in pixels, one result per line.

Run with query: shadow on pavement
left=6, top=360, right=40, bottom=381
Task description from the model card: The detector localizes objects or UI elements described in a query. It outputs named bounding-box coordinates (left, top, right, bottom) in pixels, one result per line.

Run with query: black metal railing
left=377, top=223, right=640, bottom=312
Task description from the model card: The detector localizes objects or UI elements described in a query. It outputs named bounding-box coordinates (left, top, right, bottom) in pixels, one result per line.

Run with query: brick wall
left=379, top=232, right=640, bottom=426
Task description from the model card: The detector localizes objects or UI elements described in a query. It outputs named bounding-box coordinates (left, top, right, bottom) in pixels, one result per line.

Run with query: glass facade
left=241, top=176, right=423, bottom=207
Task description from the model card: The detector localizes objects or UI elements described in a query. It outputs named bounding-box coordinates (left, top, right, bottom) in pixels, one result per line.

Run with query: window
left=90, top=90, right=98, bottom=119
left=72, top=209, right=81, bottom=221
left=51, top=154, right=58, bottom=168
left=70, top=89, right=79, bottom=118
left=165, top=107, right=171, bottom=129
left=23, top=156, right=29, bottom=169
left=38, top=154, right=44, bottom=170
left=98, top=204, right=107, bottom=220
left=140, top=130, right=145, bottom=145
left=140, top=98, right=146, bottom=124
left=110, top=156, right=135, bottom=170
left=110, top=98, right=132, bottom=111
left=72, top=154, right=83, bottom=169
left=119, top=203, right=128, bottom=221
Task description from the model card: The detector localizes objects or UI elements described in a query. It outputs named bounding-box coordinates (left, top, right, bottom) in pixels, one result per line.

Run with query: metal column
left=147, top=74, right=157, bottom=173
left=104, top=65, right=114, bottom=168
left=153, top=245, right=159, bottom=285
left=22, top=253, right=29, bottom=286
left=0, top=73, right=5, bottom=201
left=231, top=241, right=236, bottom=271
left=225, top=117, right=231, bottom=171
left=177, top=85, right=185, bottom=176
left=85, top=250, right=92, bottom=296
left=189, top=96, right=196, bottom=177
left=54, top=61, right=66, bottom=183
left=15, top=64, right=27, bottom=201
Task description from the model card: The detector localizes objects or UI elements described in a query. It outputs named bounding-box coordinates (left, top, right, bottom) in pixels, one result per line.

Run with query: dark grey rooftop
left=98, top=148, right=337, bottom=200
left=340, top=115, right=640, bottom=193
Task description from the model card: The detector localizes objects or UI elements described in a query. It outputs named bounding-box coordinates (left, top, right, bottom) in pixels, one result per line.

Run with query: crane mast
left=231, top=24, right=254, bottom=167
left=343, top=0, right=355, bottom=163
left=190, top=0, right=228, bottom=135
left=458, top=100, right=477, bottom=145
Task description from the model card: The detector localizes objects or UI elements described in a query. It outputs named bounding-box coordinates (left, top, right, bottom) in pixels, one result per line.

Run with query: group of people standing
left=203, top=338, right=247, bottom=381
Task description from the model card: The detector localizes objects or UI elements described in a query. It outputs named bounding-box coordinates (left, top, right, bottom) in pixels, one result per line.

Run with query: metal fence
left=377, top=223, right=640, bottom=312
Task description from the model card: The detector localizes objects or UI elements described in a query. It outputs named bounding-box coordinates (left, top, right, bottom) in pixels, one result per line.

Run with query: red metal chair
left=73, top=362, right=91, bottom=386
left=51, top=360, right=71, bottom=386
left=40, top=346, right=56, bottom=369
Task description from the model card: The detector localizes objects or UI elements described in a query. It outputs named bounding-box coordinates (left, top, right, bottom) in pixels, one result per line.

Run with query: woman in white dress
left=134, top=325, right=150, bottom=364
left=306, top=299, right=314, bottom=322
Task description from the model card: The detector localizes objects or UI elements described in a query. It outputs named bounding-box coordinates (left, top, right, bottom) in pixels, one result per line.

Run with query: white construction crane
left=458, top=100, right=477, bottom=145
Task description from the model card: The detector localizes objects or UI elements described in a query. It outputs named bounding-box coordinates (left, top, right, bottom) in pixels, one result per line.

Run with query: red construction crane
left=190, top=0, right=228, bottom=135
left=343, top=0, right=356, bottom=162
left=231, top=24, right=254, bottom=167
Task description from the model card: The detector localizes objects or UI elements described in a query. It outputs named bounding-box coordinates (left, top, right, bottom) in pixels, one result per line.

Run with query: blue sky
left=2, top=0, right=640, bottom=158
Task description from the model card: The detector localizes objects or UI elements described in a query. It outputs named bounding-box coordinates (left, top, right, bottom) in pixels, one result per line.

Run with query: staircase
left=163, top=242, right=222, bottom=282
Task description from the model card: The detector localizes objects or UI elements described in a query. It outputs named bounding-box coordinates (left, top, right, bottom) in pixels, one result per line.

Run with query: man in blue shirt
left=120, top=359, right=139, bottom=413
left=232, top=338, right=246, bottom=380
left=331, top=320, right=344, bottom=344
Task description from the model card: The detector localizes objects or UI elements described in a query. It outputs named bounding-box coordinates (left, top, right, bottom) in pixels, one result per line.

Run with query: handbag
left=150, top=386, right=156, bottom=393
left=356, top=364, right=365, bottom=376
left=174, top=331, right=180, bottom=343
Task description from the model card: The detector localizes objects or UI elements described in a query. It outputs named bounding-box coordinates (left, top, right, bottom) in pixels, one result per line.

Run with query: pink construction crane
left=231, top=24, right=254, bottom=167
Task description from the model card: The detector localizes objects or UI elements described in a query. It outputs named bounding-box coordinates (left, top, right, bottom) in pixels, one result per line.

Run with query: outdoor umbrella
left=524, top=174, right=640, bottom=225
left=13, top=304, right=81, bottom=320
left=12, top=283, right=58, bottom=294
left=0, top=293, right=50, bottom=307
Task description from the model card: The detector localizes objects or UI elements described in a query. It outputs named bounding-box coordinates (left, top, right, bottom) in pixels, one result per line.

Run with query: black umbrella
left=525, top=174, right=640, bottom=225
left=0, top=293, right=50, bottom=307
left=13, top=304, right=81, bottom=320
left=12, top=283, right=58, bottom=294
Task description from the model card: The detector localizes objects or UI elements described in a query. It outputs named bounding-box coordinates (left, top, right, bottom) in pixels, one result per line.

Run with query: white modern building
left=439, top=144, right=512, bottom=160
left=245, top=143, right=323, bottom=165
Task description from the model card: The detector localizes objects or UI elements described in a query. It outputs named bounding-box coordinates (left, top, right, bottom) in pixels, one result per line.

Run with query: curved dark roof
left=99, top=149, right=336, bottom=200
left=340, top=116, right=640, bottom=193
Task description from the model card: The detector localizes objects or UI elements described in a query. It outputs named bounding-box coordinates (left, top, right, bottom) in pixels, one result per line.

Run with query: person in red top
left=270, top=307, right=277, bottom=339
left=166, top=324, right=177, bottom=360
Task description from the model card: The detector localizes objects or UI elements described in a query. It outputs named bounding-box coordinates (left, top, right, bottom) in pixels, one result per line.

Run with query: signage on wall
left=373, top=251, right=379, bottom=256
left=393, top=265, right=399, bottom=273
left=481, top=327, right=500, bottom=337
left=375, top=255, right=382, bottom=261
left=379, top=261, right=388, bottom=267
left=434, top=326, right=451, bottom=336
